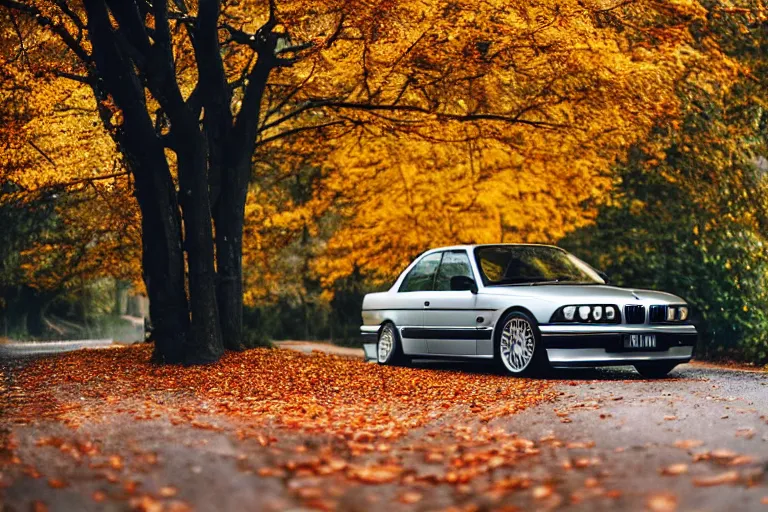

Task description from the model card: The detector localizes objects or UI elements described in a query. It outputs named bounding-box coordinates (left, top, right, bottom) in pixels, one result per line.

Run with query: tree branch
left=0, top=0, right=92, bottom=65
left=50, top=70, right=90, bottom=84
left=28, top=140, right=57, bottom=169
left=28, top=171, right=130, bottom=194
left=257, top=120, right=347, bottom=147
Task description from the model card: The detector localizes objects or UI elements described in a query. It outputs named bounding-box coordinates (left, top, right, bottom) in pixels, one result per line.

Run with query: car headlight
left=650, top=305, right=690, bottom=323
left=550, top=305, right=620, bottom=323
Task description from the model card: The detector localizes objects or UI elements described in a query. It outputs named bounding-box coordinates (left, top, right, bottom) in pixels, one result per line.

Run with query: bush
left=562, top=151, right=768, bottom=363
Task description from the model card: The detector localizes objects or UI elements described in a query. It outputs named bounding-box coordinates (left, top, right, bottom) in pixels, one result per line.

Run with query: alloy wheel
left=500, top=317, right=535, bottom=372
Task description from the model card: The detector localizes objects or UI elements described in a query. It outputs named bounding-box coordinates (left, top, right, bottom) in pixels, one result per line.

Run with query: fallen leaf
left=566, top=441, right=595, bottom=449
left=352, top=431, right=375, bottom=443
left=673, top=439, right=703, bottom=450
left=660, top=463, right=688, bottom=476
left=108, top=455, right=124, bottom=470
left=730, top=455, right=755, bottom=466
left=711, top=449, right=738, bottom=462
left=31, top=501, right=48, bottom=512
left=159, top=486, right=178, bottom=498
left=296, top=487, right=323, bottom=499
left=129, top=495, right=164, bottom=512
left=647, top=492, right=678, bottom=512
left=693, top=471, right=740, bottom=487
left=584, top=477, right=599, bottom=488
left=532, top=485, right=554, bottom=500
left=47, top=478, right=68, bottom=489
left=350, top=465, right=403, bottom=484
left=399, top=491, right=423, bottom=504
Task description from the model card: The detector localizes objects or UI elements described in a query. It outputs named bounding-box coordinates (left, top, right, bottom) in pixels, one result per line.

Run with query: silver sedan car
left=360, top=244, right=697, bottom=378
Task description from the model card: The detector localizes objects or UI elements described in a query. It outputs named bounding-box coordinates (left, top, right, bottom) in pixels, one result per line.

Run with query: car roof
left=427, top=243, right=564, bottom=252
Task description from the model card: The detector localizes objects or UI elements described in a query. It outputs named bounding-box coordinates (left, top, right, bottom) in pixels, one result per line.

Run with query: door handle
left=424, top=301, right=430, bottom=307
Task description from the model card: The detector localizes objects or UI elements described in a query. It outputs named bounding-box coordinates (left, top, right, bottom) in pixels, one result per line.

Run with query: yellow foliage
left=2, top=0, right=740, bottom=302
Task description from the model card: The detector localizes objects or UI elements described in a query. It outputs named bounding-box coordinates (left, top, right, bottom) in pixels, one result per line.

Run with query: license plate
left=623, top=334, right=656, bottom=349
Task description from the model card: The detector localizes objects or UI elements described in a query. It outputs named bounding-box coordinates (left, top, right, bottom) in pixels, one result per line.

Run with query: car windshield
left=474, top=245, right=605, bottom=286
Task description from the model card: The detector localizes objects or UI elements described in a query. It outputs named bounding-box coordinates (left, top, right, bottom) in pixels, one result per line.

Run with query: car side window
left=399, top=253, right=443, bottom=292
left=434, top=251, right=473, bottom=291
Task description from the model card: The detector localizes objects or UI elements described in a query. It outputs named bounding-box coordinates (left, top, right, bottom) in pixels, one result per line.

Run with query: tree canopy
left=1, top=0, right=764, bottom=361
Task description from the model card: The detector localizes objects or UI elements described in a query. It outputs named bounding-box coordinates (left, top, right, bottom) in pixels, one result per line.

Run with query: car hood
left=478, top=284, right=685, bottom=304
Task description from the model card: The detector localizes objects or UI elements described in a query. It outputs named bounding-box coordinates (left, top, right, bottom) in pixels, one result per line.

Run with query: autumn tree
left=1, top=0, right=719, bottom=362
left=561, top=0, right=768, bottom=361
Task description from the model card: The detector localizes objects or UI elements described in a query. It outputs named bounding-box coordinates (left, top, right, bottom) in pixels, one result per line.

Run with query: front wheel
left=495, top=311, right=547, bottom=376
left=634, top=362, right=678, bottom=379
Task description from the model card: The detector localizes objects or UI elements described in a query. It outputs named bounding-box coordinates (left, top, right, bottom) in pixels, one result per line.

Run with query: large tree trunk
left=84, top=0, right=191, bottom=363
left=124, top=136, right=190, bottom=364
left=211, top=56, right=275, bottom=351
left=213, top=172, right=248, bottom=351
left=134, top=166, right=190, bottom=364
left=177, top=134, right=225, bottom=363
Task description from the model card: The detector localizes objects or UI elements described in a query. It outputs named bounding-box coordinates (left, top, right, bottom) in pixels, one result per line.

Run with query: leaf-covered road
left=1, top=345, right=766, bottom=511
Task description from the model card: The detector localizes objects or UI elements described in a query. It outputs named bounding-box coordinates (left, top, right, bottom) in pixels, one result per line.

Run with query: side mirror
left=451, top=275, right=478, bottom=294
left=597, top=270, right=611, bottom=284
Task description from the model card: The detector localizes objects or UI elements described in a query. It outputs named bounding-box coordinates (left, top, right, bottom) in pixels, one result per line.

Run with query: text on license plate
left=623, top=334, right=656, bottom=349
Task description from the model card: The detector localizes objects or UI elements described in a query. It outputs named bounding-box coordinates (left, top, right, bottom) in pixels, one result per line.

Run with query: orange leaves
left=10, top=343, right=554, bottom=444
left=660, top=463, right=689, bottom=476
left=47, top=477, right=69, bottom=489
left=398, top=491, right=423, bottom=504
left=692, top=471, right=740, bottom=487
left=647, top=492, right=678, bottom=512
left=159, top=486, right=178, bottom=498
left=108, top=455, right=124, bottom=471
left=531, top=484, right=554, bottom=500
left=2, top=344, right=559, bottom=510
left=348, top=464, right=403, bottom=484
left=673, top=439, right=704, bottom=450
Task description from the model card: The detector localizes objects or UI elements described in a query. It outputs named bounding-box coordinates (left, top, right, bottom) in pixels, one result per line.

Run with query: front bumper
left=539, top=324, right=697, bottom=368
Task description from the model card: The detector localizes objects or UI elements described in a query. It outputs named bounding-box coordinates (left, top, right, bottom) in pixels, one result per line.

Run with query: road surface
left=1, top=342, right=766, bottom=511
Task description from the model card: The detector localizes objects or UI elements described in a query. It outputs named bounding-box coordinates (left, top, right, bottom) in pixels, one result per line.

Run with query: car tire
left=494, top=311, right=548, bottom=376
left=634, top=362, right=678, bottom=379
left=377, top=322, right=407, bottom=366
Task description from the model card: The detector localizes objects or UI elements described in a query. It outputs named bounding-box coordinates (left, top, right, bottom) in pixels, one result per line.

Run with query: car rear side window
left=434, top=251, right=473, bottom=291
left=399, top=253, right=442, bottom=292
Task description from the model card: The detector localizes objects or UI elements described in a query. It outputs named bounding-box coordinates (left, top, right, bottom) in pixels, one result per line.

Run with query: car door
left=423, top=250, right=480, bottom=355
left=393, top=252, right=443, bottom=355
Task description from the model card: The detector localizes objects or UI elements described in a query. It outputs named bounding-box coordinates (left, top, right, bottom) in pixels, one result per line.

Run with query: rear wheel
left=634, top=362, right=678, bottom=379
left=377, top=323, right=407, bottom=366
left=495, top=311, right=547, bottom=376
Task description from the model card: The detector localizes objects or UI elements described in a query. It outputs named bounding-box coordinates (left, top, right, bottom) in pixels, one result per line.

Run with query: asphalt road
left=494, top=363, right=768, bottom=510
left=1, top=343, right=767, bottom=511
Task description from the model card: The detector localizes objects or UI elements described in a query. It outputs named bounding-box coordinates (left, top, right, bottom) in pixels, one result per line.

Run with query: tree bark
left=133, top=159, right=190, bottom=364
left=213, top=172, right=248, bottom=351
left=212, top=55, right=274, bottom=351
left=83, top=0, right=192, bottom=363
left=177, top=133, right=225, bottom=363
